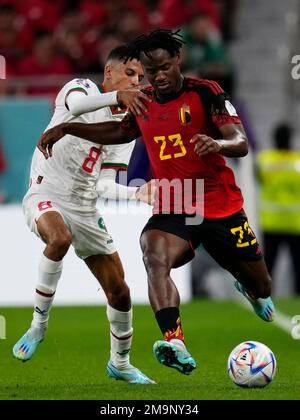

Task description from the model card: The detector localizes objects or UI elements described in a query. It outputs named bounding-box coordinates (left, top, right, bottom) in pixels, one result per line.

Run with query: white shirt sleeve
left=96, top=168, right=138, bottom=200
left=101, top=142, right=136, bottom=171
left=66, top=90, right=118, bottom=117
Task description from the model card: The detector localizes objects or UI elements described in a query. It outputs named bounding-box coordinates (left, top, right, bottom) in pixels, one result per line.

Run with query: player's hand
left=117, top=90, right=151, bottom=117
left=135, top=179, right=157, bottom=205
left=190, top=134, right=222, bottom=156
left=37, top=123, right=66, bottom=159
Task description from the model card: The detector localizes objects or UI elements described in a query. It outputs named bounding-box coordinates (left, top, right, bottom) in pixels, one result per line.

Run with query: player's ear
left=104, top=64, right=113, bottom=80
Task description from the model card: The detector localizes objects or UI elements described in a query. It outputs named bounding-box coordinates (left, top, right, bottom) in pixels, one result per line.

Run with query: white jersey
left=27, top=78, right=135, bottom=207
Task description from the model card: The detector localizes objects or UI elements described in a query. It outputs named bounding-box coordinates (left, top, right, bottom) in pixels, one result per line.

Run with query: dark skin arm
left=38, top=121, right=134, bottom=159
left=38, top=120, right=247, bottom=160
left=190, top=123, right=248, bottom=158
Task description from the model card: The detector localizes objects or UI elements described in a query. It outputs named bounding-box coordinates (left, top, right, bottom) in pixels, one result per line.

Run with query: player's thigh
left=201, top=210, right=261, bottom=265
left=221, top=256, right=271, bottom=296
left=23, top=192, right=71, bottom=243
left=140, top=228, right=191, bottom=271
left=202, top=211, right=271, bottom=293
left=85, top=251, right=126, bottom=293
left=37, top=211, right=72, bottom=245
left=69, top=211, right=116, bottom=260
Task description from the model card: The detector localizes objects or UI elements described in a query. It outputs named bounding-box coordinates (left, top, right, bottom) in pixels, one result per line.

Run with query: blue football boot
left=153, top=339, right=196, bottom=375
left=234, top=280, right=275, bottom=322
left=13, top=327, right=45, bottom=362
left=107, top=361, right=156, bottom=384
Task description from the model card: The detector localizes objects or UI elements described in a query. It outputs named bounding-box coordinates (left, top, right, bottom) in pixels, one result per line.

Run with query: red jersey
left=121, top=77, right=244, bottom=218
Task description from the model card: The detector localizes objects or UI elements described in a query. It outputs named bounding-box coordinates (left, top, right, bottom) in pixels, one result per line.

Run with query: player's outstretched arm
left=37, top=121, right=134, bottom=159
left=97, top=171, right=156, bottom=205
left=191, top=123, right=248, bottom=158
left=68, top=90, right=151, bottom=117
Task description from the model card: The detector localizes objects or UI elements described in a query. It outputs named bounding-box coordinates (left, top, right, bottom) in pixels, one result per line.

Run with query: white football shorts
left=22, top=191, right=116, bottom=259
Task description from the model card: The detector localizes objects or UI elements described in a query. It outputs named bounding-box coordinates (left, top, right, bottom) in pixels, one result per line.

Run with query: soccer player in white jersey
left=13, top=44, right=155, bottom=384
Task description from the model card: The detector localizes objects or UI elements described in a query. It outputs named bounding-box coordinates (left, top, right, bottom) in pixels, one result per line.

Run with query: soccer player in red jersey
left=38, top=30, right=275, bottom=376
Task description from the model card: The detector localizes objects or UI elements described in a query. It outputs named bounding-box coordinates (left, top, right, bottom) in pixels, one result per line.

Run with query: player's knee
left=142, top=249, right=170, bottom=275
left=48, top=231, right=72, bottom=256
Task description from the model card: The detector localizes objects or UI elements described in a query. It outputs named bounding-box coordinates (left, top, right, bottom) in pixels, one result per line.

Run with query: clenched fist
left=190, top=134, right=222, bottom=156
left=135, top=179, right=157, bottom=205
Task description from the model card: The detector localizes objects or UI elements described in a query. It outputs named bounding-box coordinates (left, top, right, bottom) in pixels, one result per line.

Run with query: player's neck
left=174, top=75, right=185, bottom=93
left=155, top=75, right=185, bottom=103
left=102, top=80, right=114, bottom=93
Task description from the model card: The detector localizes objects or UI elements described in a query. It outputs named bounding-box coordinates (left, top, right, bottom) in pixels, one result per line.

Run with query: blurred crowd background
left=0, top=0, right=237, bottom=96
left=0, top=0, right=300, bottom=298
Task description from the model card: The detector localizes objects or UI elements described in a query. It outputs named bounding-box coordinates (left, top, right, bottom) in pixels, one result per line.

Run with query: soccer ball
left=227, top=341, right=276, bottom=388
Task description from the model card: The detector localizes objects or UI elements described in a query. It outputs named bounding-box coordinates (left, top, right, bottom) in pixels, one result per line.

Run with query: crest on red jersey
left=179, top=104, right=191, bottom=125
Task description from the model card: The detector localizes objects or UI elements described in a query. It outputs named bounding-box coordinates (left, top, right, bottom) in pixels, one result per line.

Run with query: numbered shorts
left=141, top=210, right=263, bottom=268
left=23, top=192, right=116, bottom=259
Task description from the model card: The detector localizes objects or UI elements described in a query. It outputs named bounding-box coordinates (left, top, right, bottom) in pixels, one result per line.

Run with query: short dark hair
left=125, top=29, right=185, bottom=62
left=106, top=43, right=140, bottom=63
left=273, top=123, right=292, bottom=150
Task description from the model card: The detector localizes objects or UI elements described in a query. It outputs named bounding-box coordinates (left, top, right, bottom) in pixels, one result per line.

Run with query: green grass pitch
left=0, top=299, right=299, bottom=400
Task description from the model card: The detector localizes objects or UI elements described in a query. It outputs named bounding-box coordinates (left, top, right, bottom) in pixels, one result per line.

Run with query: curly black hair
left=125, top=29, right=185, bottom=62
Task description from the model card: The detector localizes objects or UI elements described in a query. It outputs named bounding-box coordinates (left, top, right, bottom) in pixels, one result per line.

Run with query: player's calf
left=107, top=283, right=130, bottom=312
left=234, top=281, right=275, bottom=322
left=251, top=274, right=272, bottom=299
left=233, top=258, right=272, bottom=300
left=106, top=303, right=133, bottom=369
left=102, top=282, right=133, bottom=370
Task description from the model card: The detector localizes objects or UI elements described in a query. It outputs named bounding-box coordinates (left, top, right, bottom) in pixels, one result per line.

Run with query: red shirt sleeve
left=194, top=79, right=241, bottom=129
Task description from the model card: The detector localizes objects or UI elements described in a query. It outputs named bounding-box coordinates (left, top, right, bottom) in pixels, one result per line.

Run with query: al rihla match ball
left=227, top=341, right=276, bottom=388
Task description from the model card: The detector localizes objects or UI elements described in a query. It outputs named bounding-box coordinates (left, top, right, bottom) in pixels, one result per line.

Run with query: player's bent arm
left=62, top=121, right=134, bottom=144
left=217, top=123, right=248, bottom=157
left=37, top=121, right=135, bottom=159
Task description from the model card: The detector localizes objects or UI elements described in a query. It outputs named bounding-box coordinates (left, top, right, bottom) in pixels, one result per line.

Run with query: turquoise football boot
left=13, top=327, right=45, bottom=362
left=153, top=339, right=196, bottom=375
left=107, top=361, right=156, bottom=384
left=234, top=280, right=275, bottom=322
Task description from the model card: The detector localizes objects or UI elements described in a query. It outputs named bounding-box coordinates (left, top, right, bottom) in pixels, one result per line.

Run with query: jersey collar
left=97, top=83, right=106, bottom=93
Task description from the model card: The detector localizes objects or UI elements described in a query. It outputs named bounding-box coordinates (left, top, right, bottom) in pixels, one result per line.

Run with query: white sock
left=31, top=254, right=63, bottom=330
left=106, top=304, right=133, bottom=369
